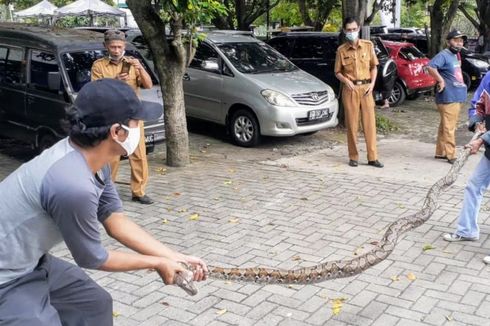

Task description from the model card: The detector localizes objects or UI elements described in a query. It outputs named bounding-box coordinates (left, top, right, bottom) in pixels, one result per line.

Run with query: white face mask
left=345, top=31, right=359, bottom=42
left=108, top=50, right=125, bottom=62
left=115, top=124, right=140, bottom=156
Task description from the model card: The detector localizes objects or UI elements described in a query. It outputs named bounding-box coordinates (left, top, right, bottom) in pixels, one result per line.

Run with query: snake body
left=176, top=139, right=475, bottom=295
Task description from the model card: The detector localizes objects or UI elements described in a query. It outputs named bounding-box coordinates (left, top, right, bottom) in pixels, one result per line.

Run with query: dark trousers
left=0, top=255, right=113, bottom=326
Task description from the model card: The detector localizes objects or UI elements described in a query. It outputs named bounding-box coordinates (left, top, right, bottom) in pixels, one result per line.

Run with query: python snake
left=175, top=135, right=477, bottom=295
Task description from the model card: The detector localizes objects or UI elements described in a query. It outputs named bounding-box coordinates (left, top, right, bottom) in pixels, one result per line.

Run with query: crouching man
left=0, top=79, right=207, bottom=325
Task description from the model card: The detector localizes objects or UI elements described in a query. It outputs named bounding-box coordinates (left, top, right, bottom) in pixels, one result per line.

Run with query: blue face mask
left=345, top=31, right=359, bottom=42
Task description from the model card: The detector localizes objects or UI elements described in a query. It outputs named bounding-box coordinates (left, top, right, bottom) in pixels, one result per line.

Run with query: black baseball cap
left=74, top=79, right=162, bottom=128
left=446, top=29, right=466, bottom=40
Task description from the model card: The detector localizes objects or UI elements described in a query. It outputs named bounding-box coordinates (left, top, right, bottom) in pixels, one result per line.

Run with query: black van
left=267, top=32, right=398, bottom=101
left=0, top=23, right=165, bottom=153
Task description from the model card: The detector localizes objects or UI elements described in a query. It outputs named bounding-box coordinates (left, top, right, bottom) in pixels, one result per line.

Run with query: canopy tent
left=55, top=0, right=126, bottom=25
left=14, top=0, right=58, bottom=18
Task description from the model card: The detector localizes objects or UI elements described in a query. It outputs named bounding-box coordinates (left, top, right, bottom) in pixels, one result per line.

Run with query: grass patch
left=376, top=114, right=400, bottom=134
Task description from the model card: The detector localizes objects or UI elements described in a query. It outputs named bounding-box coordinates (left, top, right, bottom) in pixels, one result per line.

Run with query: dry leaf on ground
left=422, top=244, right=436, bottom=252
left=331, top=297, right=347, bottom=316
left=112, top=311, right=121, bottom=317
left=162, top=219, right=168, bottom=224
left=291, top=255, right=302, bottom=261
left=407, top=272, right=417, bottom=281
left=229, top=218, right=239, bottom=224
left=189, top=213, right=200, bottom=221
left=391, top=275, right=400, bottom=282
left=216, top=309, right=227, bottom=316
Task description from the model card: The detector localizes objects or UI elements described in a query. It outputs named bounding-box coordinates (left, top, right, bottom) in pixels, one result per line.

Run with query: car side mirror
left=47, top=71, right=61, bottom=92
left=201, top=60, right=219, bottom=72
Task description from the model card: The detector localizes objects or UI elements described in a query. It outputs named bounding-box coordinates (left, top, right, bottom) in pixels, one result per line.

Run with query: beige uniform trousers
left=435, top=103, right=461, bottom=160
left=342, top=84, right=378, bottom=161
left=110, top=121, right=148, bottom=197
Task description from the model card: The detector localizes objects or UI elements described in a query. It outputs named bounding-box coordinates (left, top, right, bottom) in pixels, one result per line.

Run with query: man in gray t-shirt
left=0, top=79, right=208, bottom=326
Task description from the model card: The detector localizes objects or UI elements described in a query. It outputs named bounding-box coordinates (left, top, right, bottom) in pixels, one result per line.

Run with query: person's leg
left=360, top=85, right=378, bottom=162
left=129, top=121, right=148, bottom=198
left=453, top=157, right=490, bottom=239
left=435, top=104, right=446, bottom=157
left=342, top=87, right=361, bottom=162
left=440, top=103, right=461, bottom=160
left=45, top=255, right=113, bottom=326
left=0, top=258, right=62, bottom=326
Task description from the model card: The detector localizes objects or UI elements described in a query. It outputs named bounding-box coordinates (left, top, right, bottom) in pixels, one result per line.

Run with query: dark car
left=267, top=32, right=398, bottom=102
left=0, top=23, right=165, bottom=153
left=379, top=33, right=489, bottom=89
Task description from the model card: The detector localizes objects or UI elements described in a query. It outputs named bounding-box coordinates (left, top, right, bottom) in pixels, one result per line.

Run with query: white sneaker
left=443, top=233, right=479, bottom=242
left=483, top=256, right=490, bottom=264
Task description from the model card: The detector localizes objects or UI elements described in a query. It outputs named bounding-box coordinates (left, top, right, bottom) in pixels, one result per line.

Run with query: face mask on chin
left=449, top=46, right=462, bottom=54
left=108, top=50, right=125, bottom=63
left=115, top=124, right=140, bottom=156
left=345, top=31, right=359, bottom=42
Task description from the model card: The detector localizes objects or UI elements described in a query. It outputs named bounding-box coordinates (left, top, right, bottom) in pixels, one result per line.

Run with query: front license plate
left=308, top=108, right=329, bottom=120
left=145, top=134, right=154, bottom=144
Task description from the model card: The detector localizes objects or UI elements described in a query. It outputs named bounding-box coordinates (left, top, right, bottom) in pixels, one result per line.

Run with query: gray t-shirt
left=0, top=138, right=123, bottom=284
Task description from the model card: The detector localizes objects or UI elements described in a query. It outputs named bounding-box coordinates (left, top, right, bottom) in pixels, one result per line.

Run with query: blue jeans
left=455, top=155, right=490, bottom=238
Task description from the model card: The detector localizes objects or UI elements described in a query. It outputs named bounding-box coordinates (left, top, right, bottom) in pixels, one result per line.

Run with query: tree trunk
left=429, top=0, right=460, bottom=57
left=127, top=0, right=190, bottom=167
left=297, top=0, right=314, bottom=27
left=342, top=0, right=367, bottom=26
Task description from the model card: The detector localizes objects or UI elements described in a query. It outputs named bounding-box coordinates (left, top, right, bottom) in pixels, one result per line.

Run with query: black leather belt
left=352, top=79, right=371, bottom=85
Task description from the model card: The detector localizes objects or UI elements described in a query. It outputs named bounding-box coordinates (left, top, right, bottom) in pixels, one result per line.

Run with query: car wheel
left=462, top=71, right=471, bottom=89
left=388, top=81, right=406, bottom=107
left=37, top=133, right=57, bottom=154
left=229, top=109, right=260, bottom=147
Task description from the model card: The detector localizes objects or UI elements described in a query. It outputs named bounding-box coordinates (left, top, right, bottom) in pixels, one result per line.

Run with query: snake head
left=173, top=263, right=199, bottom=296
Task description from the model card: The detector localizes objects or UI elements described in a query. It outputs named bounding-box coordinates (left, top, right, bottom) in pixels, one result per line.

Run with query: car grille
left=291, top=91, right=330, bottom=106
left=295, top=112, right=334, bottom=126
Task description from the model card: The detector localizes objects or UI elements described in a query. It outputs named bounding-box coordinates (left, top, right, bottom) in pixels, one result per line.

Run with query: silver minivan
left=184, top=32, right=339, bottom=147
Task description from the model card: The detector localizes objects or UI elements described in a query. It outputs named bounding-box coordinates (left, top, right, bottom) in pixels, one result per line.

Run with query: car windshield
left=218, top=42, right=297, bottom=74
left=399, top=46, right=426, bottom=60
left=62, top=50, right=155, bottom=92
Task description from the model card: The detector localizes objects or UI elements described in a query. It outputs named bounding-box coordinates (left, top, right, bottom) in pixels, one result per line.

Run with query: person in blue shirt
left=427, top=29, right=468, bottom=164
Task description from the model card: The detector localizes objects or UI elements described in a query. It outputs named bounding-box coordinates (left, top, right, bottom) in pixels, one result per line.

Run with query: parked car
left=382, top=40, right=436, bottom=106
left=183, top=32, right=339, bottom=147
left=0, top=23, right=165, bottom=153
left=387, top=27, right=426, bottom=35
left=370, top=25, right=388, bottom=35
left=379, top=33, right=489, bottom=89
left=266, top=32, right=398, bottom=102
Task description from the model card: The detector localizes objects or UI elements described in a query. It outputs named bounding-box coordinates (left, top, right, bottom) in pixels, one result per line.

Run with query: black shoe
left=434, top=155, right=448, bottom=160
left=349, top=160, right=358, bottom=167
left=132, top=195, right=154, bottom=204
left=368, top=160, right=384, bottom=168
left=448, top=158, right=457, bottom=164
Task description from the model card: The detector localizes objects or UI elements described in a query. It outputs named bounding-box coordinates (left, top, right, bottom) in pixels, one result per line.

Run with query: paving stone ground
left=1, top=97, right=490, bottom=325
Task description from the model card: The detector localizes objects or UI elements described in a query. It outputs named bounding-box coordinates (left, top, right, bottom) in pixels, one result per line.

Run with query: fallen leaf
left=280, top=164, right=288, bottom=168
left=173, top=192, right=181, bottom=196
left=178, top=208, right=188, bottom=213
left=407, top=272, right=417, bottom=281
left=422, top=244, right=436, bottom=252
left=228, top=169, right=236, bottom=173
left=391, top=275, right=400, bottom=282
left=160, top=301, right=170, bottom=306
left=155, top=167, right=167, bottom=174
left=200, top=150, right=207, bottom=153
left=162, top=218, right=168, bottom=224
left=112, top=311, right=121, bottom=317
left=229, top=218, right=239, bottom=224
left=223, top=180, right=233, bottom=185
left=331, top=297, right=347, bottom=316
left=262, top=176, right=269, bottom=180
left=291, top=255, right=301, bottom=261
left=216, top=308, right=227, bottom=316
left=445, top=315, right=453, bottom=321
left=189, top=213, right=200, bottom=221
left=397, top=203, right=405, bottom=209
left=369, top=241, right=380, bottom=246
left=353, top=246, right=364, bottom=256
left=224, top=281, right=232, bottom=285
left=300, top=197, right=308, bottom=201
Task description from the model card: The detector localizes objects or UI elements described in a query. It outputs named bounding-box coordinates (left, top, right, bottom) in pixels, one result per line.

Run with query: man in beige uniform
left=92, top=29, right=155, bottom=204
left=334, top=17, right=383, bottom=168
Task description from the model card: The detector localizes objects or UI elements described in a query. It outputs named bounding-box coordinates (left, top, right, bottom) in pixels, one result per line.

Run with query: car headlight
left=261, top=89, right=296, bottom=107
left=466, top=58, right=490, bottom=70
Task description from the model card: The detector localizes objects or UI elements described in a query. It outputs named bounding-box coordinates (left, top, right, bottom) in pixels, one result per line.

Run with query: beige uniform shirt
left=91, top=57, right=141, bottom=96
left=334, top=39, right=379, bottom=82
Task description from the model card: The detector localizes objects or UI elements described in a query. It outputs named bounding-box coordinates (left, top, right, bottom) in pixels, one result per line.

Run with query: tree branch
left=458, top=3, right=480, bottom=31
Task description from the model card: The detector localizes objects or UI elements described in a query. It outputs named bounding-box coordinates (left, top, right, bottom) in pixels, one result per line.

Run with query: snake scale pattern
left=176, top=136, right=476, bottom=295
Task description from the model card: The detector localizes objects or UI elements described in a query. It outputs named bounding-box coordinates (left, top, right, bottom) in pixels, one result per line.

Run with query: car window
left=291, top=37, right=325, bottom=59
left=30, top=50, right=62, bottom=93
left=267, top=38, right=292, bottom=57
left=218, top=42, right=297, bottom=74
left=1, top=47, right=24, bottom=84
left=399, top=46, right=425, bottom=60
left=189, top=43, right=220, bottom=73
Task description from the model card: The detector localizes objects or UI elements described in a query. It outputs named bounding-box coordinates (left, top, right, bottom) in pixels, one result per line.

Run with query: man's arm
left=426, top=66, right=445, bottom=91
left=129, top=58, right=153, bottom=89
left=102, top=212, right=208, bottom=280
